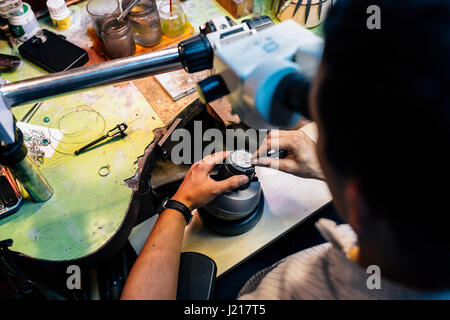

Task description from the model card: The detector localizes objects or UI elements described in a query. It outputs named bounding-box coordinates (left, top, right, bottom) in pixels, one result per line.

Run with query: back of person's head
left=317, top=0, right=450, bottom=278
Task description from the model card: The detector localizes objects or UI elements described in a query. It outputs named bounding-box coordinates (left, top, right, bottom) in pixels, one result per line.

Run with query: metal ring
left=98, top=165, right=111, bottom=177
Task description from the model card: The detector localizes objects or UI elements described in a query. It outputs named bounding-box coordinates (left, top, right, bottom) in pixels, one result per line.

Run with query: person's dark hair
left=318, top=0, right=450, bottom=250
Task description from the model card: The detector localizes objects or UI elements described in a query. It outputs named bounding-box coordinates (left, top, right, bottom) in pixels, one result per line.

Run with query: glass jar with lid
left=159, top=0, right=186, bottom=38
left=101, top=15, right=136, bottom=59
left=122, top=0, right=162, bottom=47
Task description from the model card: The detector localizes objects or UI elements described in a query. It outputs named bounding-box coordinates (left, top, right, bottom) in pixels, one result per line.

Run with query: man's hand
left=172, top=151, right=249, bottom=211
left=251, top=129, right=325, bottom=180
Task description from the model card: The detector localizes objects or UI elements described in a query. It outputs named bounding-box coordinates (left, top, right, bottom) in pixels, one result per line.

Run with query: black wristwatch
left=157, top=198, right=193, bottom=225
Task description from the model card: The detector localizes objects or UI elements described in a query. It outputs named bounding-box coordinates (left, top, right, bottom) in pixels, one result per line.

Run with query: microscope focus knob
left=196, top=75, right=230, bottom=104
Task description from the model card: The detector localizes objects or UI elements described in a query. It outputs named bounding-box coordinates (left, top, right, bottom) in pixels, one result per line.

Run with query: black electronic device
left=18, top=29, right=89, bottom=73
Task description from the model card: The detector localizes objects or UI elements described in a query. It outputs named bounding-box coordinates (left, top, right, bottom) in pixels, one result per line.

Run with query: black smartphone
left=18, top=29, right=89, bottom=72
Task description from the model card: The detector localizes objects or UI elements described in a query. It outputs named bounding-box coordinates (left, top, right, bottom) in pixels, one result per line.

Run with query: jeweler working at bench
left=121, top=0, right=450, bottom=300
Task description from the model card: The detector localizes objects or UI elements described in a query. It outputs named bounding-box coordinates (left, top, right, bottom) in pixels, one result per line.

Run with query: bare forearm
left=121, top=209, right=186, bottom=300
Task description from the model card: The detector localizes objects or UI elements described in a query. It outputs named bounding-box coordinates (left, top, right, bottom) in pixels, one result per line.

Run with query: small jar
left=8, top=2, right=40, bottom=42
left=101, top=15, right=136, bottom=59
left=159, top=0, right=185, bottom=38
left=123, top=0, right=162, bottom=47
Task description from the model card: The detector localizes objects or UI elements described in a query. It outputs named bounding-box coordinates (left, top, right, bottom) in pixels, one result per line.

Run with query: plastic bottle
left=46, top=0, right=72, bottom=30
